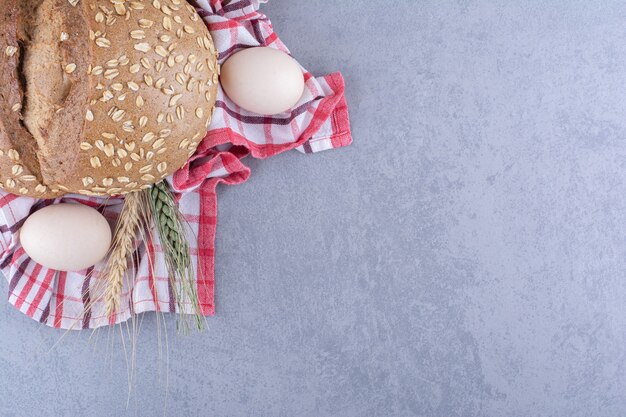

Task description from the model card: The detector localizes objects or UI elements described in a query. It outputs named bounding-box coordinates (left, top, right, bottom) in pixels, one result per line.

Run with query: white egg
left=220, top=47, right=305, bottom=115
left=20, top=203, right=112, bottom=272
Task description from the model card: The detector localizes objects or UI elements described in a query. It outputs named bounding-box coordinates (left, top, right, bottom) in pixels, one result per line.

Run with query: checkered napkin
left=0, top=0, right=351, bottom=329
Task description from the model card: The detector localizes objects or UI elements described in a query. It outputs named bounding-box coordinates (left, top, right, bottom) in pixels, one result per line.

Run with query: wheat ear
left=148, top=181, right=201, bottom=331
left=104, top=191, right=143, bottom=317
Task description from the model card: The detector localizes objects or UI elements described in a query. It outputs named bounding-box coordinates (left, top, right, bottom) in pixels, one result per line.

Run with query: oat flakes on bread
left=0, top=0, right=218, bottom=198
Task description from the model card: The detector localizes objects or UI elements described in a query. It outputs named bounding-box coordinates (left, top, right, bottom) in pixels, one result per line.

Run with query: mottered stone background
left=1, top=1, right=626, bottom=416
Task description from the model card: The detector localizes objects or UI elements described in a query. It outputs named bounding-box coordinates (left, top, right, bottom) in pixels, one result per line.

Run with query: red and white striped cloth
left=0, top=0, right=351, bottom=329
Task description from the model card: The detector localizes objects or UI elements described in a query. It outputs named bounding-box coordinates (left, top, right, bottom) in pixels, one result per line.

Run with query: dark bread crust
left=0, top=2, right=44, bottom=190
left=23, top=0, right=91, bottom=191
left=0, top=0, right=218, bottom=198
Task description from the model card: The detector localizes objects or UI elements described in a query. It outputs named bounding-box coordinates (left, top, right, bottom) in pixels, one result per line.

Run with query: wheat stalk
left=147, top=181, right=201, bottom=331
left=103, top=191, right=143, bottom=317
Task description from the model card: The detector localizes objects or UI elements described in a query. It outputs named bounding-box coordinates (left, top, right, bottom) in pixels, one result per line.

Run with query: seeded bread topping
left=0, top=0, right=218, bottom=198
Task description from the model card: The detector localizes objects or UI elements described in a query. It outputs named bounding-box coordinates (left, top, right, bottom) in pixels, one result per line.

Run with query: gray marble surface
left=1, top=1, right=626, bottom=416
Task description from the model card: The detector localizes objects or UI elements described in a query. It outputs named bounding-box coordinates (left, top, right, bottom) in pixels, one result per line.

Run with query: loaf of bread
left=0, top=0, right=218, bottom=198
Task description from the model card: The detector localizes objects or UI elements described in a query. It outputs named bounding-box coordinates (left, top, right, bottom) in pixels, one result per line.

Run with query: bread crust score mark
left=21, top=0, right=90, bottom=191
left=0, top=0, right=218, bottom=198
